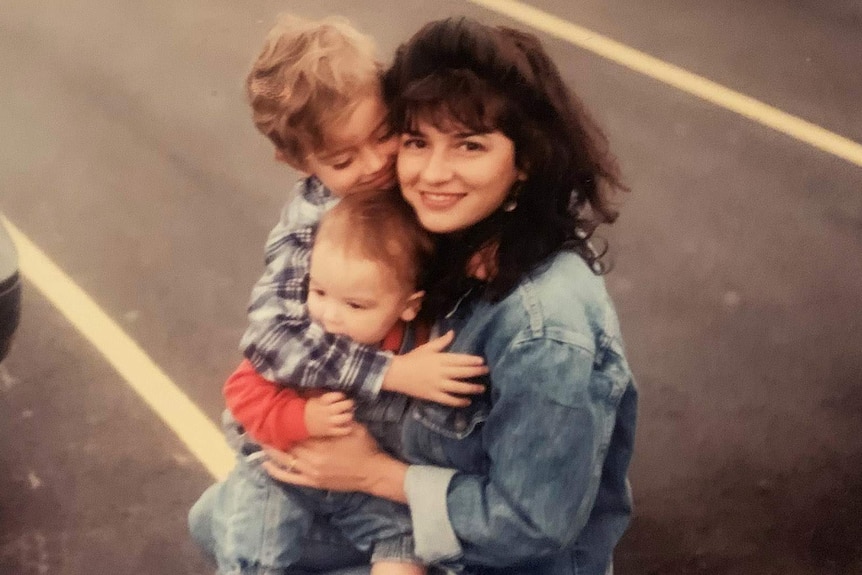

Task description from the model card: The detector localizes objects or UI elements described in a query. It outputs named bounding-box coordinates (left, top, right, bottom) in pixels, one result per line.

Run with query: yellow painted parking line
left=467, top=0, right=862, bottom=168
left=2, top=216, right=232, bottom=480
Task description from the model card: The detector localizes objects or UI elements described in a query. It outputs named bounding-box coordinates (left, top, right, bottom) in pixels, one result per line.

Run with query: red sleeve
left=223, top=359, right=310, bottom=450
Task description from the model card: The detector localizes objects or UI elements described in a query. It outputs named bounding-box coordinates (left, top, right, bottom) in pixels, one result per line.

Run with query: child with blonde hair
left=190, top=14, right=488, bottom=575
left=241, top=14, right=485, bottom=416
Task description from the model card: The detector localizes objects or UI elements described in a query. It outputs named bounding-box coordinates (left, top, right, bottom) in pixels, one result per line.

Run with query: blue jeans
left=190, top=482, right=612, bottom=575
left=188, top=458, right=415, bottom=575
left=189, top=479, right=370, bottom=574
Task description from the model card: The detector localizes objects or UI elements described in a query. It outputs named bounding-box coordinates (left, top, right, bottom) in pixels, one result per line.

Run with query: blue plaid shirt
left=240, top=176, right=392, bottom=399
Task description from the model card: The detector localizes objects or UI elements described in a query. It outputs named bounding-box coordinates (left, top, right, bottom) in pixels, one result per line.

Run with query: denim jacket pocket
left=355, top=390, right=409, bottom=423
left=355, top=391, right=411, bottom=458
left=411, top=388, right=489, bottom=439
left=591, top=334, right=632, bottom=407
left=403, top=396, right=490, bottom=472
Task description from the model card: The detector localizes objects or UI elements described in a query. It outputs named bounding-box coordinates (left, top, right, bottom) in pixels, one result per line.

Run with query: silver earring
left=503, top=181, right=523, bottom=212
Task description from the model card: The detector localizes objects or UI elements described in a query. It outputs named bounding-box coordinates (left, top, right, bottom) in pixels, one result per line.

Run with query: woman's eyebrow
left=455, top=130, right=491, bottom=138
left=402, top=126, right=489, bottom=137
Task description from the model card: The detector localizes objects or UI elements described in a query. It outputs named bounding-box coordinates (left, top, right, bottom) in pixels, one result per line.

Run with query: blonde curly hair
left=246, top=14, right=381, bottom=168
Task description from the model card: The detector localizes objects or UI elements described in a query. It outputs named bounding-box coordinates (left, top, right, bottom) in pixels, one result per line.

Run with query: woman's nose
left=419, top=148, right=452, bottom=184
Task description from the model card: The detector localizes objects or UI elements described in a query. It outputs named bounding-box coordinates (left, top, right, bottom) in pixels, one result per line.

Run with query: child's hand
left=383, top=330, right=488, bottom=407
left=304, top=392, right=355, bottom=437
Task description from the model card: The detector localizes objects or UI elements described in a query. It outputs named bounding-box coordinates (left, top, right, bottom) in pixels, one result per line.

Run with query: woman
left=195, top=17, right=636, bottom=575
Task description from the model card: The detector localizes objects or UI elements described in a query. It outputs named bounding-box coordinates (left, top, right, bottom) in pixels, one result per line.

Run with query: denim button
left=454, top=414, right=467, bottom=432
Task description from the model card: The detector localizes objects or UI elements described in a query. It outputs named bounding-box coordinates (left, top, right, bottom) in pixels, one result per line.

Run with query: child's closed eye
left=330, top=157, right=354, bottom=170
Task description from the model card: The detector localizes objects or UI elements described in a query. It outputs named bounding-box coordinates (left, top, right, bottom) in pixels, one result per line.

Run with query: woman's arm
left=263, top=425, right=409, bottom=503
left=411, top=335, right=624, bottom=567
left=266, top=336, right=626, bottom=568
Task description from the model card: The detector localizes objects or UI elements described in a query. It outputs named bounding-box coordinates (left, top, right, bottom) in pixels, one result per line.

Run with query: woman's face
left=397, top=119, right=525, bottom=234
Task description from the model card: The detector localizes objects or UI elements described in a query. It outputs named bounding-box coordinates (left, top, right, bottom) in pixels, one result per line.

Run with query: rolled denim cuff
left=371, top=534, right=418, bottom=564
left=405, top=465, right=461, bottom=563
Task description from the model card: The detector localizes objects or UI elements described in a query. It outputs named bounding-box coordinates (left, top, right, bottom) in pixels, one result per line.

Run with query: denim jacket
left=401, top=251, right=637, bottom=575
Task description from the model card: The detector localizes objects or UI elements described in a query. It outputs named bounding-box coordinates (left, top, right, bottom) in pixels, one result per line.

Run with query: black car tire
left=0, top=270, right=20, bottom=361
left=0, top=219, right=21, bottom=362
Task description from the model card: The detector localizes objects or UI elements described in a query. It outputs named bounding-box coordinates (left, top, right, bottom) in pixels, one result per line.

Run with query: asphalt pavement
left=1, top=1, right=860, bottom=573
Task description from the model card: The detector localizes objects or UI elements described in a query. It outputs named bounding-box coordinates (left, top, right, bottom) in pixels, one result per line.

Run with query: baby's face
left=307, top=238, right=421, bottom=345
left=303, top=92, right=399, bottom=197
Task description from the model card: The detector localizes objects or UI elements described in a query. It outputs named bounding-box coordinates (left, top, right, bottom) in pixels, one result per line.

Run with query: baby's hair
left=246, top=14, right=381, bottom=167
left=317, top=190, right=433, bottom=290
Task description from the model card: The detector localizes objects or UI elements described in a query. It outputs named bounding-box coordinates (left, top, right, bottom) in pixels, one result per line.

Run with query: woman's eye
left=347, top=302, right=365, bottom=310
left=460, top=140, right=485, bottom=152
left=310, top=288, right=325, bottom=297
left=401, top=137, right=426, bottom=150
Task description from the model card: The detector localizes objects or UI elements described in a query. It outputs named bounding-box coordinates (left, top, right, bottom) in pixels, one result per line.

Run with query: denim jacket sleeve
left=407, top=331, right=617, bottom=566
left=239, top=179, right=392, bottom=399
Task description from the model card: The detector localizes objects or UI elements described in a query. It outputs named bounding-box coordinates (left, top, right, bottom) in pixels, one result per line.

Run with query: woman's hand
left=262, top=424, right=408, bottom=503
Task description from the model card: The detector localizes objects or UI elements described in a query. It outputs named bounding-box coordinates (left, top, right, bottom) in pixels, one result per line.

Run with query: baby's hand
left=383, top=330, right=488, bottom=407
left=304, top=392, right=355, bottom=437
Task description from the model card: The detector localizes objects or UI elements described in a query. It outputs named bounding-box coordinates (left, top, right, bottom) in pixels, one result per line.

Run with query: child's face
left=307, top=237, right=422, bottom=345
left=301, top=92, right=399, bottom=197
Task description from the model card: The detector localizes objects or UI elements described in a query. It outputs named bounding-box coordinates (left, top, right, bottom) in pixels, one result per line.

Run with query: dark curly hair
left=384, top=17, right=629, bottom=314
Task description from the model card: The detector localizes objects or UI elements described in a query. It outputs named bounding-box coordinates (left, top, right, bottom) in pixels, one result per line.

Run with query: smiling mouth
left=419, top=192, right=466, bottom=210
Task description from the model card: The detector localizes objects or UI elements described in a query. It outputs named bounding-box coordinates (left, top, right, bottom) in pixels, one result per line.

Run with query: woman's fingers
left=263, top=445, right=293, bottom=465
left=261, top=447, right=302, bottom=478
left=263, top=426, right=384, bottom=492
left=262, top=459, right=316, bottom=487
left=264, top=444, right=319, bottom=481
